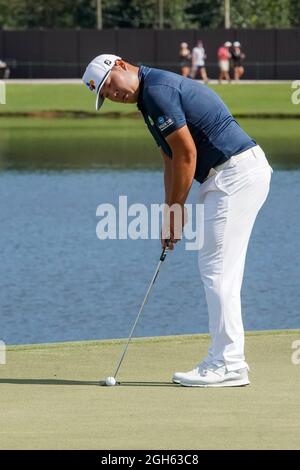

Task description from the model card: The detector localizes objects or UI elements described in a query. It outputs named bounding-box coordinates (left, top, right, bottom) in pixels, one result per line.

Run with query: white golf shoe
left=177, top=364, right=250, bottom=388
left=172, top=360, right=212, bottom=384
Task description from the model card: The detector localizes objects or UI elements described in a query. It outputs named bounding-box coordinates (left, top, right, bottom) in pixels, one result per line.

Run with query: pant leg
left=198, top=148, right=272, bottom=371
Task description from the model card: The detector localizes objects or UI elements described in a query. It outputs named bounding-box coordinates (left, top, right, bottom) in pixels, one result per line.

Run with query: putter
left=101, top=241, right=170, bottom=386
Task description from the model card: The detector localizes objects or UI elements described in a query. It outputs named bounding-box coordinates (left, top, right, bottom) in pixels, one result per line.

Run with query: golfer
left=82, top=55, right=272, bottom=387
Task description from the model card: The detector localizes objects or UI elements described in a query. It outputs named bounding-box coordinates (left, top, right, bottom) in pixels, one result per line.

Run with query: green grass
left=0, top=83, right=298, bottom=116
left=211, top=84, right=298, bottom=116
left=0, top=330, right=299, bottom=449
left=1, top=84, right=136, bottom=114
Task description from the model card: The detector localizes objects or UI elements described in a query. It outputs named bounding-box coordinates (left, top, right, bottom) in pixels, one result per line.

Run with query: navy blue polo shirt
left=137, top=65, right=256, bottom=183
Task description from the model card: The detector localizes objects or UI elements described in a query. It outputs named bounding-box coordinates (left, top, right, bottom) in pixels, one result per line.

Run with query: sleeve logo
left=157, top=115, right=174, bottom=131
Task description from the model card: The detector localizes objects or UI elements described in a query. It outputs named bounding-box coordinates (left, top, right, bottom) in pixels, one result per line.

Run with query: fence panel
left=79, top=29, right=118, bottom=77
left=1, top=28, right=299, bottom=79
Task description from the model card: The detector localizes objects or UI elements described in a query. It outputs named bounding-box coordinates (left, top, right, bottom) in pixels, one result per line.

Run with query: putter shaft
left=113, top=244, right=169, bottom=380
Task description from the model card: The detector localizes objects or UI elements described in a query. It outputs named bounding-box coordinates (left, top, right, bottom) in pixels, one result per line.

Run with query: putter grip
left=160, top=240, right=170, bottom=261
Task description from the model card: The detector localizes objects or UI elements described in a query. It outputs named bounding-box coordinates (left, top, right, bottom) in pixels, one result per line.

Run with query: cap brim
left=95, top=70, right=112, bottom=111
left=96, top=93, right=104, bottom=111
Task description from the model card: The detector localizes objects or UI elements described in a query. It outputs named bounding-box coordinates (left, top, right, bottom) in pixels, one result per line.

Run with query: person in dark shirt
left=82, top=55, right=273, bottom=388
left=231, top=41, right=246, bottom=81
left=179, top=42, right=191, bottom=78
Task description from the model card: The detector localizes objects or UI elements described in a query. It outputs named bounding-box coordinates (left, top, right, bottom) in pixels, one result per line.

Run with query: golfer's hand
left=161, top=206, right=188, bottom=250
left=161, top=232, right=175, bottom=250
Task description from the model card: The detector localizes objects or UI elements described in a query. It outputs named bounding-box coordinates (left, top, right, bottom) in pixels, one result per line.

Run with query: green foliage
left=0, top=0, right=299, bottom=29
left=185, top=0, right=224, bottom=29
left=103, top=0, right=157, bottom=28
left=289, top=0, right=300, bottom=27
left=230, top=0, right=291, bottom=28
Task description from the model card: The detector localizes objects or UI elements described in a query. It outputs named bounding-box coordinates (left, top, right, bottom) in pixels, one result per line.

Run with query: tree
left=289, top=0, right=300, bottom=27
left=0, top=0, right=299, bottom=30
left=185, top=0, right=224, bottom=29
left=230, top=0, right=291, bottom=28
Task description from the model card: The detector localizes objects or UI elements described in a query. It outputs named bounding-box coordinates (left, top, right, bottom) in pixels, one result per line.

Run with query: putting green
left=0, top=330, right=299, bottom=449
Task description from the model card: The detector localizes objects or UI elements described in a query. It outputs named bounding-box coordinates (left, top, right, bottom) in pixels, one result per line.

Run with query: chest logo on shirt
left=157, top=115, right=174, bottom=132
left=148, top=115, right=154, bottom=126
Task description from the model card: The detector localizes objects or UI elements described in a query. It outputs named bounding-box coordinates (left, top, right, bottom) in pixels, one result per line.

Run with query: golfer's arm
left=164, top=125, right=197, bottom=207
left=161, top=150, right=173, bottom=205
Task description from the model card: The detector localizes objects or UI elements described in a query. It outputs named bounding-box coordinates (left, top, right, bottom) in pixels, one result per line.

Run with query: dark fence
left=0, top=28, right=300, bottom=79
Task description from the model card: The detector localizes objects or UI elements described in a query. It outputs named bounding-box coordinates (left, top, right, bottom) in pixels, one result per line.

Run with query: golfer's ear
left=165, top=125, right=196, bottom=156
left=115, top=59, right=127, bottom=70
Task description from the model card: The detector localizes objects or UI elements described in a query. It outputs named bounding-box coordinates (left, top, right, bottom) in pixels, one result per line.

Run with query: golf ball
left=105, top=376, right=116, bottom=386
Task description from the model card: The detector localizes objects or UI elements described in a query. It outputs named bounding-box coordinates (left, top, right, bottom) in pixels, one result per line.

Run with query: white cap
left=82, top=54, right=121, bottom=111
left=224, top=41, right=232, bottom=47
left=233, top=41, right=241, bottom=47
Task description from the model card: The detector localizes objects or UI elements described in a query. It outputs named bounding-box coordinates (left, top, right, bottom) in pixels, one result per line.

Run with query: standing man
left=82, top=55, right=272, bottom=387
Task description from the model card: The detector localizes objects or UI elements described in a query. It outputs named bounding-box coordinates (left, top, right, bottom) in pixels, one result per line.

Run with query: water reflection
left=0, top=118, right=299, bottom=171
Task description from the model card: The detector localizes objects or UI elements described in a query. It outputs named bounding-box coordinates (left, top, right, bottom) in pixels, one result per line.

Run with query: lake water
left=0, top=120, right=300, bottom=344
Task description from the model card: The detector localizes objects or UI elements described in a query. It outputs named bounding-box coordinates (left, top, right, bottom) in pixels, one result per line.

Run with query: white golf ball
left=105, top=376, right=116, bottom=386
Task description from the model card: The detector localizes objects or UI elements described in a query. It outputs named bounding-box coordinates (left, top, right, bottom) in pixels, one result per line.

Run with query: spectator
left=217, top=42, right=231, bottom=83
left=191, top=40, right=209, bottom=83
left=231, top=41, right=245, bottom=81
left=179, top=42, right=191, bottom=78
left=0, top=59, right=10, bottom=79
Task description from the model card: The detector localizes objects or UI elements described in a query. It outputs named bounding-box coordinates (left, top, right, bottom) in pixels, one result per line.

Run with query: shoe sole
left=179, top=378, right=250, bottom=388
left=172, top=379, right=181, bottom=384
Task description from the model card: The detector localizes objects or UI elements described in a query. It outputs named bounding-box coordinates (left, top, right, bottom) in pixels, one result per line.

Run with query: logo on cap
left=104, top=60, right=112, bottom=66
left=87, top=79, right=96, bottom=91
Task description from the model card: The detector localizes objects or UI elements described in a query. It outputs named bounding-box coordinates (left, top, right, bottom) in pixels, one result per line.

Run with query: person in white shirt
left=191, top=40, right=209, bottom=83
left=0, top=59, right=10, bottom=79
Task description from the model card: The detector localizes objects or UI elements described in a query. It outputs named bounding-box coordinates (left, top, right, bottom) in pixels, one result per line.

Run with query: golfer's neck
left=127, top=63, right=141, bottom=103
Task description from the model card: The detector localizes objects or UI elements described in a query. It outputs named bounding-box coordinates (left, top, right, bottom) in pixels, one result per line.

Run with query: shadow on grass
left=0, top=378, right=98, bottom=385
left=105, top=381, right=178, bottom=387
left=0, top=378, right=178, bottom=387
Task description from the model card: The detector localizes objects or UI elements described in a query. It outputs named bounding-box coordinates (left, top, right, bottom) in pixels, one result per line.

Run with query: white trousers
left=198, top=145, right=272, bottom=371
